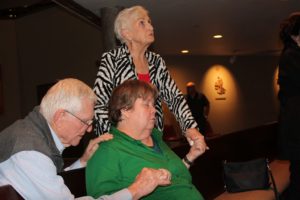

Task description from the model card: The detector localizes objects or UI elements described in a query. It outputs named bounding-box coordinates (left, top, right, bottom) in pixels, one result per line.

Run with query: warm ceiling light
left=181, top=50, right=189, bottom=54
left=213, top=35, right=223, bottom=39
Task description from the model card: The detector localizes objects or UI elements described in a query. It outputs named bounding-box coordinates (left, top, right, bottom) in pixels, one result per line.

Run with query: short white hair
left=40, top=78, right=97, bottom=122
left=114, top=5, right=148, bottom=43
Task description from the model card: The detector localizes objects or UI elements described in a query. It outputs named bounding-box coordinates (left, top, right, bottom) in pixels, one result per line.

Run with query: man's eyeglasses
left=64, top=110, right=93, bottom=127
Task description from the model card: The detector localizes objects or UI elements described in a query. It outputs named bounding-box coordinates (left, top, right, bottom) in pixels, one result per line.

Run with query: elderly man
left=0, top=78, right=171, bottom=200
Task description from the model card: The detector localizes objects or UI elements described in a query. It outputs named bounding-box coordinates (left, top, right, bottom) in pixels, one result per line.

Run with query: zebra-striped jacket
left=93, top=44, right=197, bottom=135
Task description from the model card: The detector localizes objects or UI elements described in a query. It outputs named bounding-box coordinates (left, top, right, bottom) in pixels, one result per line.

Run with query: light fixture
left=181, top=50, right=189, bottom=54
left=213, top=35, right=223, bottom=39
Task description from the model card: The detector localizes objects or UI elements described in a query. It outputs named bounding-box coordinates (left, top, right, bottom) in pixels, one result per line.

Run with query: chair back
left=59, top=167, right=86, bottom=197
left=0, top=185, right=24, bottom=200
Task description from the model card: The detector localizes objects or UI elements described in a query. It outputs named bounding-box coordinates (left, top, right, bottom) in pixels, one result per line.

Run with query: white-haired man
left=0, top=78, right=170, bottom=200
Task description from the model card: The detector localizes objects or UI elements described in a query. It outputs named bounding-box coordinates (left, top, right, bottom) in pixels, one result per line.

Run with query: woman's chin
left=148, top=121, right=155, bottom=129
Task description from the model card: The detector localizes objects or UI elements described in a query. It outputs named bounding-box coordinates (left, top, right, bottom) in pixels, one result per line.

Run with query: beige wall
left=164, top=55, right=280, bottom=135
left=0, top=6, right=280, bottom=135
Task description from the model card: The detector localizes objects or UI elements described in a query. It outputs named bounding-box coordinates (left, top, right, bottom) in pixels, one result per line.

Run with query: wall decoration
left=214, top=76, right=226, bottom=100
left=215, top=76, right=226, bottom=94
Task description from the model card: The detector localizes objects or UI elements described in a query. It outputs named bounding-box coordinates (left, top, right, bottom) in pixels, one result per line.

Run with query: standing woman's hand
left=185, top=128, right=208, bottom=152
left=183, top=128, right=208, bottom=168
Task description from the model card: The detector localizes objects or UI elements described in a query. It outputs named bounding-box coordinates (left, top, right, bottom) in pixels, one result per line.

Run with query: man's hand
left=128, top=168, right=171, bottom=200
left=80, top=133, right=113, bottom=167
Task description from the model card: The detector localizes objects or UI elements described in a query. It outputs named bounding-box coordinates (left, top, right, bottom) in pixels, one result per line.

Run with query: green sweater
left=86, top=127, right=204, bottom=200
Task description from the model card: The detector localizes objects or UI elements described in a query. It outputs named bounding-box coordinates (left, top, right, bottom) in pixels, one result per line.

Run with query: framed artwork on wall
left=214, top=76, right=226, bottom=100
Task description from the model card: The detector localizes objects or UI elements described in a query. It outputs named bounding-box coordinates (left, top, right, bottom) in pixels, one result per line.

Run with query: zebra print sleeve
left=93, top=52, right=115, bottom=135
left=155, top=56, right=198, bottom=132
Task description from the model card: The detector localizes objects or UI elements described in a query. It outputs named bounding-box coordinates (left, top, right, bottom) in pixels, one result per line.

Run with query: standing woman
left=93, top=5, right=207, bottom=148
left=278, top=12, right=300, bottom=200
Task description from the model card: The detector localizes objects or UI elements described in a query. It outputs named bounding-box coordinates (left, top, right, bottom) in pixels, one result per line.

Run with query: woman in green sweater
left=86, top=80, right=206, bottom=200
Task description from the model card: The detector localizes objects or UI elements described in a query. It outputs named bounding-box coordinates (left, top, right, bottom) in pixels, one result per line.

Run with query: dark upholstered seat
left=59, top=167, right=86, bottom=197
left=0, top=185, right=24, bottom=200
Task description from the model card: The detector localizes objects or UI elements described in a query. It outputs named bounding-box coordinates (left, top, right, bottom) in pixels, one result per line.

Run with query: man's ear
left=52, top=109, right=65, bottom=128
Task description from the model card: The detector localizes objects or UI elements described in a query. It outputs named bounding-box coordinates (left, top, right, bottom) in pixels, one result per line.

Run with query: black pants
left=286, top=160, right=300, bottom=200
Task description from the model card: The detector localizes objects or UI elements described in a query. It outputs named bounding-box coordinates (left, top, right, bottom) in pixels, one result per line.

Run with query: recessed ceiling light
left=181, top=50, right=189, bottom=54
left=213, top=35, right=223, bottom=39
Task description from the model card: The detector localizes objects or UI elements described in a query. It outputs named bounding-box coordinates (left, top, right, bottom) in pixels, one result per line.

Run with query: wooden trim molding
left=52, top=0, right=101, bottom=29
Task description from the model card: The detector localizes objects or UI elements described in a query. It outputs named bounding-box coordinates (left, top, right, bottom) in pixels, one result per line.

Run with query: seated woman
left=86, top=80, right=205, bottom=200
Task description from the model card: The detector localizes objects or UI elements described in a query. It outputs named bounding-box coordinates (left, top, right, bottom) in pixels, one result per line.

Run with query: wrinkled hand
left=185, top=128, right=208, bottom=162
left=128, top=168, right=171, bottom=200
left=80, top=133, right=113, bottom=167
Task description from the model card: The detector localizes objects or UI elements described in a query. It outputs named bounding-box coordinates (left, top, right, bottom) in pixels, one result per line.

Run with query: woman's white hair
left=114, top=5, right=148, bottom=43
left=40, top=78, right=97, bottom=122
